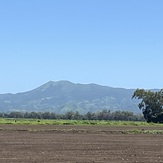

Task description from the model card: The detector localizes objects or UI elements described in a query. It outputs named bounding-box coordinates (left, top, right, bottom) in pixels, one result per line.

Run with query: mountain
left=0, top=81, right=140, bottom=113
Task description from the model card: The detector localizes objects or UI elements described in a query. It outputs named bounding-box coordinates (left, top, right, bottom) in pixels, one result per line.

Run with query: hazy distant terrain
left=0, top=81, right=140, bottom=113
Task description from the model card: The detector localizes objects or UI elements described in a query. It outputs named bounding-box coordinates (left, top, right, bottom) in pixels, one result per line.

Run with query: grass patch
left=128, top=129, right=163, bottom=134
left=0, top=118, right=163, bottom=126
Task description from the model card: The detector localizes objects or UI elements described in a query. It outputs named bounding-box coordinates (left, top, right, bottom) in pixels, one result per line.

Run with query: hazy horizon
left=0, top=80, right=161, bottom=94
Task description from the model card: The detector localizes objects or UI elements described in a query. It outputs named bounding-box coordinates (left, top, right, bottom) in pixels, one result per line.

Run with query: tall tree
left=132, top=89, right=163, bottom=123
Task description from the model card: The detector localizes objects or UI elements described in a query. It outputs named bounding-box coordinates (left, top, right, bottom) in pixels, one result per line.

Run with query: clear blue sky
left=0, top=0, right=163, bottom=93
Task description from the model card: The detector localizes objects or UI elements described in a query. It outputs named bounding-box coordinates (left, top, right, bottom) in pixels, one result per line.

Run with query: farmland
left=0, top=120, right=163, bottom=162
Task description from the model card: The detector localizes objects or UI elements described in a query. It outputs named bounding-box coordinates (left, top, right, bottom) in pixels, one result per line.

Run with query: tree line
left=0, top=110, right=144, bottom=121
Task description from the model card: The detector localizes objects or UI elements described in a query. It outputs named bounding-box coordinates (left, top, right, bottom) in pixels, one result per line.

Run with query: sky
left=0, top=0, right=163, bottom=93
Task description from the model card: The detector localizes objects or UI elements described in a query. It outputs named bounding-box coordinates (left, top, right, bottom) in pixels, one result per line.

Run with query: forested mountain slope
left=0, top=81, right=140, bottom=113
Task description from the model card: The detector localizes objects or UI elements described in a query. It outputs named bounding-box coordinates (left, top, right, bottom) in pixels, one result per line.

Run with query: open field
left=0, top=124, right=163, bottom=163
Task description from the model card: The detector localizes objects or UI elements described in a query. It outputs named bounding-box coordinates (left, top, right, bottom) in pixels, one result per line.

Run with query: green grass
left=1, top=118, right=163, bottom=134
left=0, top=118, right=162, bottom=126
left=128, top=129, right=163, bottom=134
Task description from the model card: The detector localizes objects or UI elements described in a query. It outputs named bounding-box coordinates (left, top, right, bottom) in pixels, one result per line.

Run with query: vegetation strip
left=0, top=110, right=144, bottom=121
left=0, top=127, right=163, bottom=134
left=0, top=118, right=157, bottom=126
left=128, top=129, right=163, bottom=134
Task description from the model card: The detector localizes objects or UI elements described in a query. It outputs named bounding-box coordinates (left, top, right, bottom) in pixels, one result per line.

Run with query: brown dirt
left=0, top=125, right=163, bottom=163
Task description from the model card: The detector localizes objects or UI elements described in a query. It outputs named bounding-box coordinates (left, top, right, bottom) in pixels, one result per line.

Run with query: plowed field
left=0, top=125, right=163, bottom=163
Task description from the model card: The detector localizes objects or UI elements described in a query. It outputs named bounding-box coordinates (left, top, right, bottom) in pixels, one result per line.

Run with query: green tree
left=132, top=89, right=163, bottom=123
left=9, top=112, right=24, bottom=118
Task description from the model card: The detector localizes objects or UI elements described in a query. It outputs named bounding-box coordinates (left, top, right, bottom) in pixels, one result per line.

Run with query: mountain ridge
left=0, top=81, right=140, bottom=113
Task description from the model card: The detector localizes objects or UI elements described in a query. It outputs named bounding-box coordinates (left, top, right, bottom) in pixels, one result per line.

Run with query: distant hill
left=0, top=81, right=140, bottom=113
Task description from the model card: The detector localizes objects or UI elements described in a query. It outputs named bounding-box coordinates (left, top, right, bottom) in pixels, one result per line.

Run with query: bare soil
left=0, top=125, right=163, bottom=163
